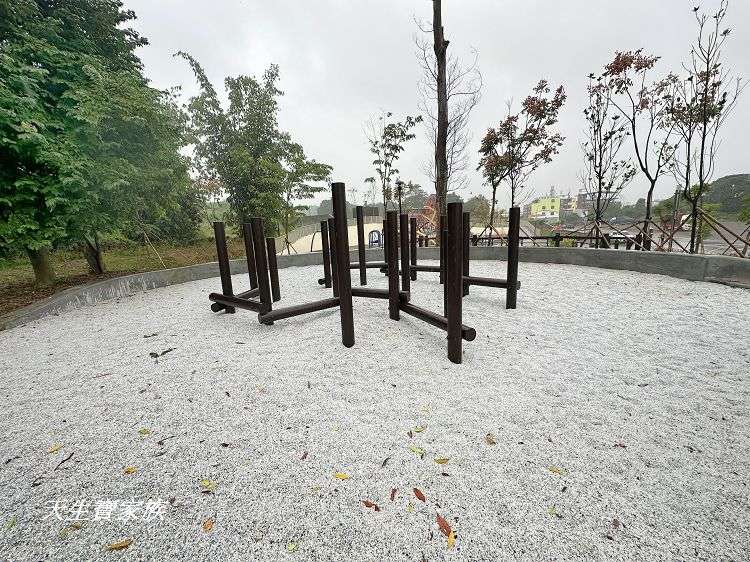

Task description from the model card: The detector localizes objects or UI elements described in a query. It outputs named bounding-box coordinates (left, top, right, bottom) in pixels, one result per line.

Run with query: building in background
left=527, top=187, right=562, bottom=221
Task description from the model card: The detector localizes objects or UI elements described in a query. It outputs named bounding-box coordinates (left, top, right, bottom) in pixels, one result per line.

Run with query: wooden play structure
left=209, top=183, right=476, bottom=363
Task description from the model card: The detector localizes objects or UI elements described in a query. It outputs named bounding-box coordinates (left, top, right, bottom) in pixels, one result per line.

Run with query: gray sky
left=125, top=0, right=750, bottom=207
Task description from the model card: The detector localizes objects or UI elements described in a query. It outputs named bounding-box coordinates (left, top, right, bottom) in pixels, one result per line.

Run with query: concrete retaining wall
left=2, top=248, right=747, bottom=331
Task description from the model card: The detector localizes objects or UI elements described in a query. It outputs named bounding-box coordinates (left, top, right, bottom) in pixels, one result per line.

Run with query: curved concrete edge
left=2, top=247, right=747, bottom=331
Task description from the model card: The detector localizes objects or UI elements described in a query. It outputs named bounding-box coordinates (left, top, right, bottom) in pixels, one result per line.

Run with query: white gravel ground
left=1, top=261, right=749, bottom=561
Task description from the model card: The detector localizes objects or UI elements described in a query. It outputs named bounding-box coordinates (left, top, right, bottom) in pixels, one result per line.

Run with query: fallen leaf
left=105, top=539, right=132, bottom=551
left=123, top=466, right=137, bottom=475
left=484, top=433, right=497, bottom=446
left=434, top=457, right=449, bottom=465
left=5, top=515, right=17, bottom=530
left=381, top=457, right=390, bottom=468
left=47, top=444, right=62, bottom=454
left=408, top=445, right=425, bottom=458
left=447, top=530, right=456, bottom=550
left=548, top=466, right=565, bottom=476
left=202, top=518, right=214, bottom=532
left=414, top=488, right=426, bottom=502
left=301, top=451, right=308, bottom=460
left=612, top=518, right=621, bottom=529
left=200, top=479, right=217, bottom=493
left=138, top=428, right=151, bottom=437
left=362, top=500, right=380, bottom=511
left=407, top=430, right=413, bottom=439
left=614, top=443, right=627, bottom=449
left=59, top=522, right=83, bottom=539
left=286, top=542, right=298, bottom=552
left=548, top=506, right=563, bottom=518
left=414, top=425, right=427, bottom=433
left=390, top=488, right=397, bottom=501
left=436, top=514, right=452, bottom=537
left=406, top=502, right=414, bottom=513
left=334, top=472, right=350, bottom=481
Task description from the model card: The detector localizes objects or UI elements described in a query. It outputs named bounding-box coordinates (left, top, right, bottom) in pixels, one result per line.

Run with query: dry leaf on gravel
left=123, top=466, right=137, bottom=475
left=548, top=466, right=565, bottom=475
left=436, top=514, right=452, bottom=537
left=202, top=518, right=214, bottom=532
left=362, top=500, right=380, bottom=511
left=334, top=472, right=350, bottom=480
left=105, top=539, right=132, bottom=551
left=414, top=488, right=426, bottom=502
left=390, top=488, right=397, bottom=501
left=200, top=479, right=217, bottom=493
left=484, top=433, right=497, bottom=445
left=434, top=457, right=449, bottom=464
left=447, top=530, right=456, bottom=549
left=47, top=444, right=62, bottom=454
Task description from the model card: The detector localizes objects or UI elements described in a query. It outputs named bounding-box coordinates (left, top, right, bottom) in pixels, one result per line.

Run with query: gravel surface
left=1, top=261, right=749, bottom=561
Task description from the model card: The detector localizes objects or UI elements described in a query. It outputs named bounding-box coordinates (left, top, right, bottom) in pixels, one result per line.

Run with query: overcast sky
left=125, top=0, right=750, bottom=207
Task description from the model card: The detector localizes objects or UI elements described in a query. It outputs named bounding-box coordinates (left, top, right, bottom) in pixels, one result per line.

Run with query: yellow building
left=529, top=196, right=561, bottom=220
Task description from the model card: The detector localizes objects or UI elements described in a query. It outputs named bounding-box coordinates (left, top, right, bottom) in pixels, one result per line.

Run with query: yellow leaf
left=447, top=530, right=456, bottom=550
left=59, top=522, right=83, bottom=539
left=548, top=466, right=565, bottom=475
left=414, top=425, right=427, bottom=433
left=138, top=428, right=151, bottom=436
left=5, top=515, right=17, bottom=530
left=202, top=518, right=214, bottom=532
left=287, top=542, right=298, bottom=552
left=406, top=502, right=414, bottom=513
left=105, top=539, right=132, bottom=551
left=435, top=457, right=449, bottom=464
left=334, top=472, right=349, bottom=481
left=548, top=506, right=558, bottom=516
left=408, top=444, right=425, bottom=457
left=200, top=479, right=217, bottom=492
left=47, top=444, right=62, bottom=454
left=123, top=466, right=137, bottom=475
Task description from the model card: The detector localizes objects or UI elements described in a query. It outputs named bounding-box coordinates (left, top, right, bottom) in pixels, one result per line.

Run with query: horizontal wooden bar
left=463, top=276, right=522, bottom=290
left=209, top=293, right=264, bottom=312
left=210, top=287, right=260, bottom=312
left=349, top=261, right=387, bottom=269
left=259, top=297, right=340, bottom=323
left=412, top=265, right=441, bottom=273
left=352, top=287, right=410, bottom=302
left=400, top=302, right=476, bottom=342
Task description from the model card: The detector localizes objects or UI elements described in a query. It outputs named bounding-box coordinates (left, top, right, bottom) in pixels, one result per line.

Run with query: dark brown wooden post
left=506, top=207, right=520, bottom=310
left=382, top=219, right=389, bottom=275
left=409, top=217, right=418, bottom=281
left=266, top=237, right=281, bottom=302
left=332, top=183, right=355, bottom=348
left=554, top=233, right=562, bottom=247
left=386, top=211, right=400, bottom=320
left=439, top=214, right=446, bottom=284
left=356, top=206, right=367, bottom=285
left=251, top=217, right=273, bottom=316
left=320, top=220, right=332, bottom=288
left=328, top=217, right=339, bottom=297
left=213, top=222, right=235, bottom=313
left=462, top=211, right=470, bottom=297
left=399, top=213, right=411, bottom=292
left=242, top=223, right=258, bottom=290
left=446, top=202, right=463, bottom=364
left=442, top=226, right=448, bottom=316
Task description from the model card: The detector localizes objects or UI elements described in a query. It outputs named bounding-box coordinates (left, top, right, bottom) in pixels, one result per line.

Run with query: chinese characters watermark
left=44, top=498, right=167, bottom=522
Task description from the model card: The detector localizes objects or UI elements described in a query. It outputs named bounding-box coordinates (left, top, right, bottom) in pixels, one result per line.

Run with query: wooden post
left=332, top=183, right=354, bottom=348
left=554, top=232, right=562, bottom=247
left=320, top=220, right=332, bottom=288
left=386, top=211, right=400, bottom=320
left=442, top=227, right=448, bottom=316
left=410, top=217, right=418, bottom=281
left=382, top=219, right=389, bottom=275
left=462, top=211, right=470, bottom=297
left=356, top=206, right=367, bottom=286
left=506, top=207, right=520, bottom=310
left=213, top=222, right=235, bottom=313
left=328, top=217, right=339, bottom=297
left=251, top=217, right=273, bottom=316
left=399, top=213, right=410, bottom=293
left=439, top=214, right=446, bottom=284
left=266, top=237, right=281, bottom=302
left=446, top=202, right=463, bottom=364
left=242, top=223, right=258, bottom=289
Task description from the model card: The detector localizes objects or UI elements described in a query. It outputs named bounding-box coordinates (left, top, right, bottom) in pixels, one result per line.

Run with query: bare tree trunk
left=83, top=233, right=106, bottom=274
left=433, top=0, right=449, bottom=217
left=27, top=247, right=56, bottom=286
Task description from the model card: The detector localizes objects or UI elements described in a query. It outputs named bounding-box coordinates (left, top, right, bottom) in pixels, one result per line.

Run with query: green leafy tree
left=279, top=139, right=332, bottom=253
left=178, top=53, right=292, bottom=232
left=464, top=195, right=491, bottom=226
left=364, top=112, right=422, bottom=211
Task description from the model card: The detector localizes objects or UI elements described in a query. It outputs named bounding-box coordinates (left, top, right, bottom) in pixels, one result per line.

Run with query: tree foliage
left=478, top=80, right=566, bottom=217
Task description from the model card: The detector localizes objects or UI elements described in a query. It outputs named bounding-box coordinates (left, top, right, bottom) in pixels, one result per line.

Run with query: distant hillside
left=704, top=174, right=750, bottom=214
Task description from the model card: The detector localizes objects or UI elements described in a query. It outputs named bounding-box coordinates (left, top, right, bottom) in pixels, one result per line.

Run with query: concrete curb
left=2, top=247, right=748, bottom=331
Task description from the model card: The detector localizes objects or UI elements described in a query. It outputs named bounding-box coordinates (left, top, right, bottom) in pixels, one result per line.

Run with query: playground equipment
left=209, top=182, right=475, bottom=363
left=318, top=203, right=522, bottom=309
